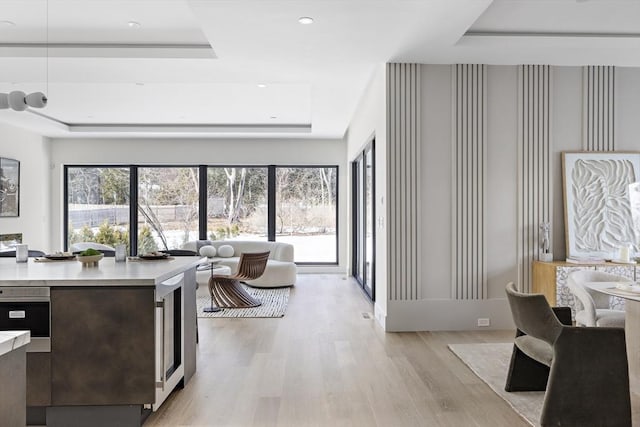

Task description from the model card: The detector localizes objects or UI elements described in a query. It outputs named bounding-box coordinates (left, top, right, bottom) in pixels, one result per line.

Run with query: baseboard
left=296, top=266, right=346, bottom=274
left=385, top=298, right=514, bottom=331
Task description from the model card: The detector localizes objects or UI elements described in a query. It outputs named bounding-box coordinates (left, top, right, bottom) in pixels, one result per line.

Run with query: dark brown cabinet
left=50, top=286, right=155, bottom=405
left=27, top=352, right=51, bottom=406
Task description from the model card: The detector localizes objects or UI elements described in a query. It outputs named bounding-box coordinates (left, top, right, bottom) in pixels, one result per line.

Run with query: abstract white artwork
left=563, top=152, right=640, bottom=259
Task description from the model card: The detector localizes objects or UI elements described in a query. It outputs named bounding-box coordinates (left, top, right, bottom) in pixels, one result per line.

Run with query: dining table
left=585, top=281, right=640, bottom=391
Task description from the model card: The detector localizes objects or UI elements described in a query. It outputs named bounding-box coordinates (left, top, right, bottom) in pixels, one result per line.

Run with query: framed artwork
left=563, top=152, right=640, bottom=259
left=0, top=157, right=19, bottom=217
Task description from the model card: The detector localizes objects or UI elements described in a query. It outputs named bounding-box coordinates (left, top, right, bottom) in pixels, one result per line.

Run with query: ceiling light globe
left=25, top=92, right=47, bottom=108
left=298, top=16, right=314, bottom=25
left=8, top=91, right=27, bottom=111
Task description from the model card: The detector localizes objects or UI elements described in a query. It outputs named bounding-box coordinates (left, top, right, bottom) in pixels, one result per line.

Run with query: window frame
left=273, top=165, right=339, bottom=265
left=63, top=164, right=134, bottom=253
left=136, top=165, right=202, bottom=254
left=206, top=165, right=270, bottom=242
left=63, top=163, right=339, bottom=265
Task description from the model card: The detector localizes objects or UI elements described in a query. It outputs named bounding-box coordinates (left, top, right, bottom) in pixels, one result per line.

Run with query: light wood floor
left=145, top=274, right=529, bottom=427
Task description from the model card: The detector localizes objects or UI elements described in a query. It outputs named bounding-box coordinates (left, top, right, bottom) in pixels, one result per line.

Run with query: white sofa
left=182, top=240, right=296, bottom=288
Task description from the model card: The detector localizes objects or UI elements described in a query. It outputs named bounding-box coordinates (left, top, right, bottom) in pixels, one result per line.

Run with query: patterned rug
left=197, top=284, right=290, bottom=318
left=448, top=343, right=542, bottom=427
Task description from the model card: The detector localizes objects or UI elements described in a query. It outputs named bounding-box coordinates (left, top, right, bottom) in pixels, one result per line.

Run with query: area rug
left=197, top=284, right=290, bottom=318
left=448, top=343, right=543, bottom=427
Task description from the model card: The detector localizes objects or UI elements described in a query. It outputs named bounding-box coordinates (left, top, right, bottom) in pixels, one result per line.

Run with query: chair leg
left=505, top=344, right=549, bottom=392
left=202, top=294, right=222, bottom=313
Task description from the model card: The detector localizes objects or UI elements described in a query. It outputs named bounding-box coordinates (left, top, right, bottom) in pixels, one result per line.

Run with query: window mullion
left=130, top=165, right=138, bottom=256
left=199, top=165, right=207, bottom=240
left=268, top=165, right=276, bottom=241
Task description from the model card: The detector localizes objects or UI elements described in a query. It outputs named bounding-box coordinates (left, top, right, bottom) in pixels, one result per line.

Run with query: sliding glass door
left=352, top=141, right=375, bottom=300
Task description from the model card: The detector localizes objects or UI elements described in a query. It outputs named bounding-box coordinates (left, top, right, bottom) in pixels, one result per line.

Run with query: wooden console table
left=532, top=260, right=635, bottom=317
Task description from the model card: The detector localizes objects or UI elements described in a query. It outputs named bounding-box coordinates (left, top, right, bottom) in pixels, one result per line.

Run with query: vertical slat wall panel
left=451, top=64, right=487, bottom=300
left=386, top=63, right=421, bottom=301
left=583, top=66, right=615, bottom=151
left=517, top=65, right=552, bottom=292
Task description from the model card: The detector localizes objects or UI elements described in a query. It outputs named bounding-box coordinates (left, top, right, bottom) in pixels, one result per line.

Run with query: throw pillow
left=199, top=245, right=217, bottom=258
left=217, top=245, right=234, bottom=258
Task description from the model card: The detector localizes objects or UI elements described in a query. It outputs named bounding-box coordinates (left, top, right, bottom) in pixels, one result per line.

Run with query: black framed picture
left=0, top=157, right=19, bottom=217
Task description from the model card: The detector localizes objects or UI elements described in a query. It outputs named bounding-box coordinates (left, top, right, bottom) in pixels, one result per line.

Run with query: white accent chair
left=567, top=270, right=628, bottom=328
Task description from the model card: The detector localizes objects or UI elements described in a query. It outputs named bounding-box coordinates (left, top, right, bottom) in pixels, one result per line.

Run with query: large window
left=66, top=167, right=130, bottom=251
left=207, top=167, right=268, bottom=241
left=64, top=164, right=338, bottom=264
left=276, top=167, right=337, bottom=263
left=138, top=167, right=199, bottom=253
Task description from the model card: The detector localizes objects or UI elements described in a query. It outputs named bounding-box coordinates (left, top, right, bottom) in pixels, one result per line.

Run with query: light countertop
left=0, top=256, right=203, bottom=287
left=0, top=331, right=30, bottom=357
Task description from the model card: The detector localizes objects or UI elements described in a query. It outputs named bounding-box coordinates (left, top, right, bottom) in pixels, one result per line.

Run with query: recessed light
left=270, top=116, right=278, bottom=119
left=257, top=84, right=267, bottom=88
left=0, top=20, right=16, bottom=27
left=298, top=17, right=314, bottom=25
left=127, top=21, right=141, bottom=28
left=135, top=82, right=145, bottom=86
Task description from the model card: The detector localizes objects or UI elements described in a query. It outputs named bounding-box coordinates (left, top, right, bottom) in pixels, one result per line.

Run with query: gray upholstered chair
left=567, top=270, right=627, bottom=327
left=504, top=282, right=631, bottom=427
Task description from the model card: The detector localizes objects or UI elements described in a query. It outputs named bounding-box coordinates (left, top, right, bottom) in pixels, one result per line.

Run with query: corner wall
left=346, top=64, right=388, bottom=325
left=0, top=122, right=51, bottom=251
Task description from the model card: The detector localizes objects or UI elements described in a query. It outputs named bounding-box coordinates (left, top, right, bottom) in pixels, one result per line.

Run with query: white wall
left=346, top=64, right=388, bottom=324
left=0, top=122, right=51, bottom=251
left=379, top=64, right=640, bottom=331
left=48, top=137, right=347, bottom=271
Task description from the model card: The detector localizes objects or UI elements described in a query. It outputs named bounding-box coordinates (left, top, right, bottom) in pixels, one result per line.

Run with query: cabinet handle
left=156, top=300, right=165, bottom=390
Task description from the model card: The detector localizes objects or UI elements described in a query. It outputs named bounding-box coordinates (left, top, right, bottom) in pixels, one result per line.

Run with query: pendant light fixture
left=0, top=0, right=48, bottom=111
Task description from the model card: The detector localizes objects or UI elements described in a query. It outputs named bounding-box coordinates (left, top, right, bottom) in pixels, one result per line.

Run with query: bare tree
left=223, top=167, right=248, bottom=224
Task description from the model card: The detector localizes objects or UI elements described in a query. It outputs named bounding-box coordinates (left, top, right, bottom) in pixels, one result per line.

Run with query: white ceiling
left=0, top=0, right=639, bottom=139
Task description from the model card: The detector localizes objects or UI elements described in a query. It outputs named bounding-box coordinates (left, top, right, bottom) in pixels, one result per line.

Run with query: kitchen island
left=0, top=256, right=202, bottom=427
